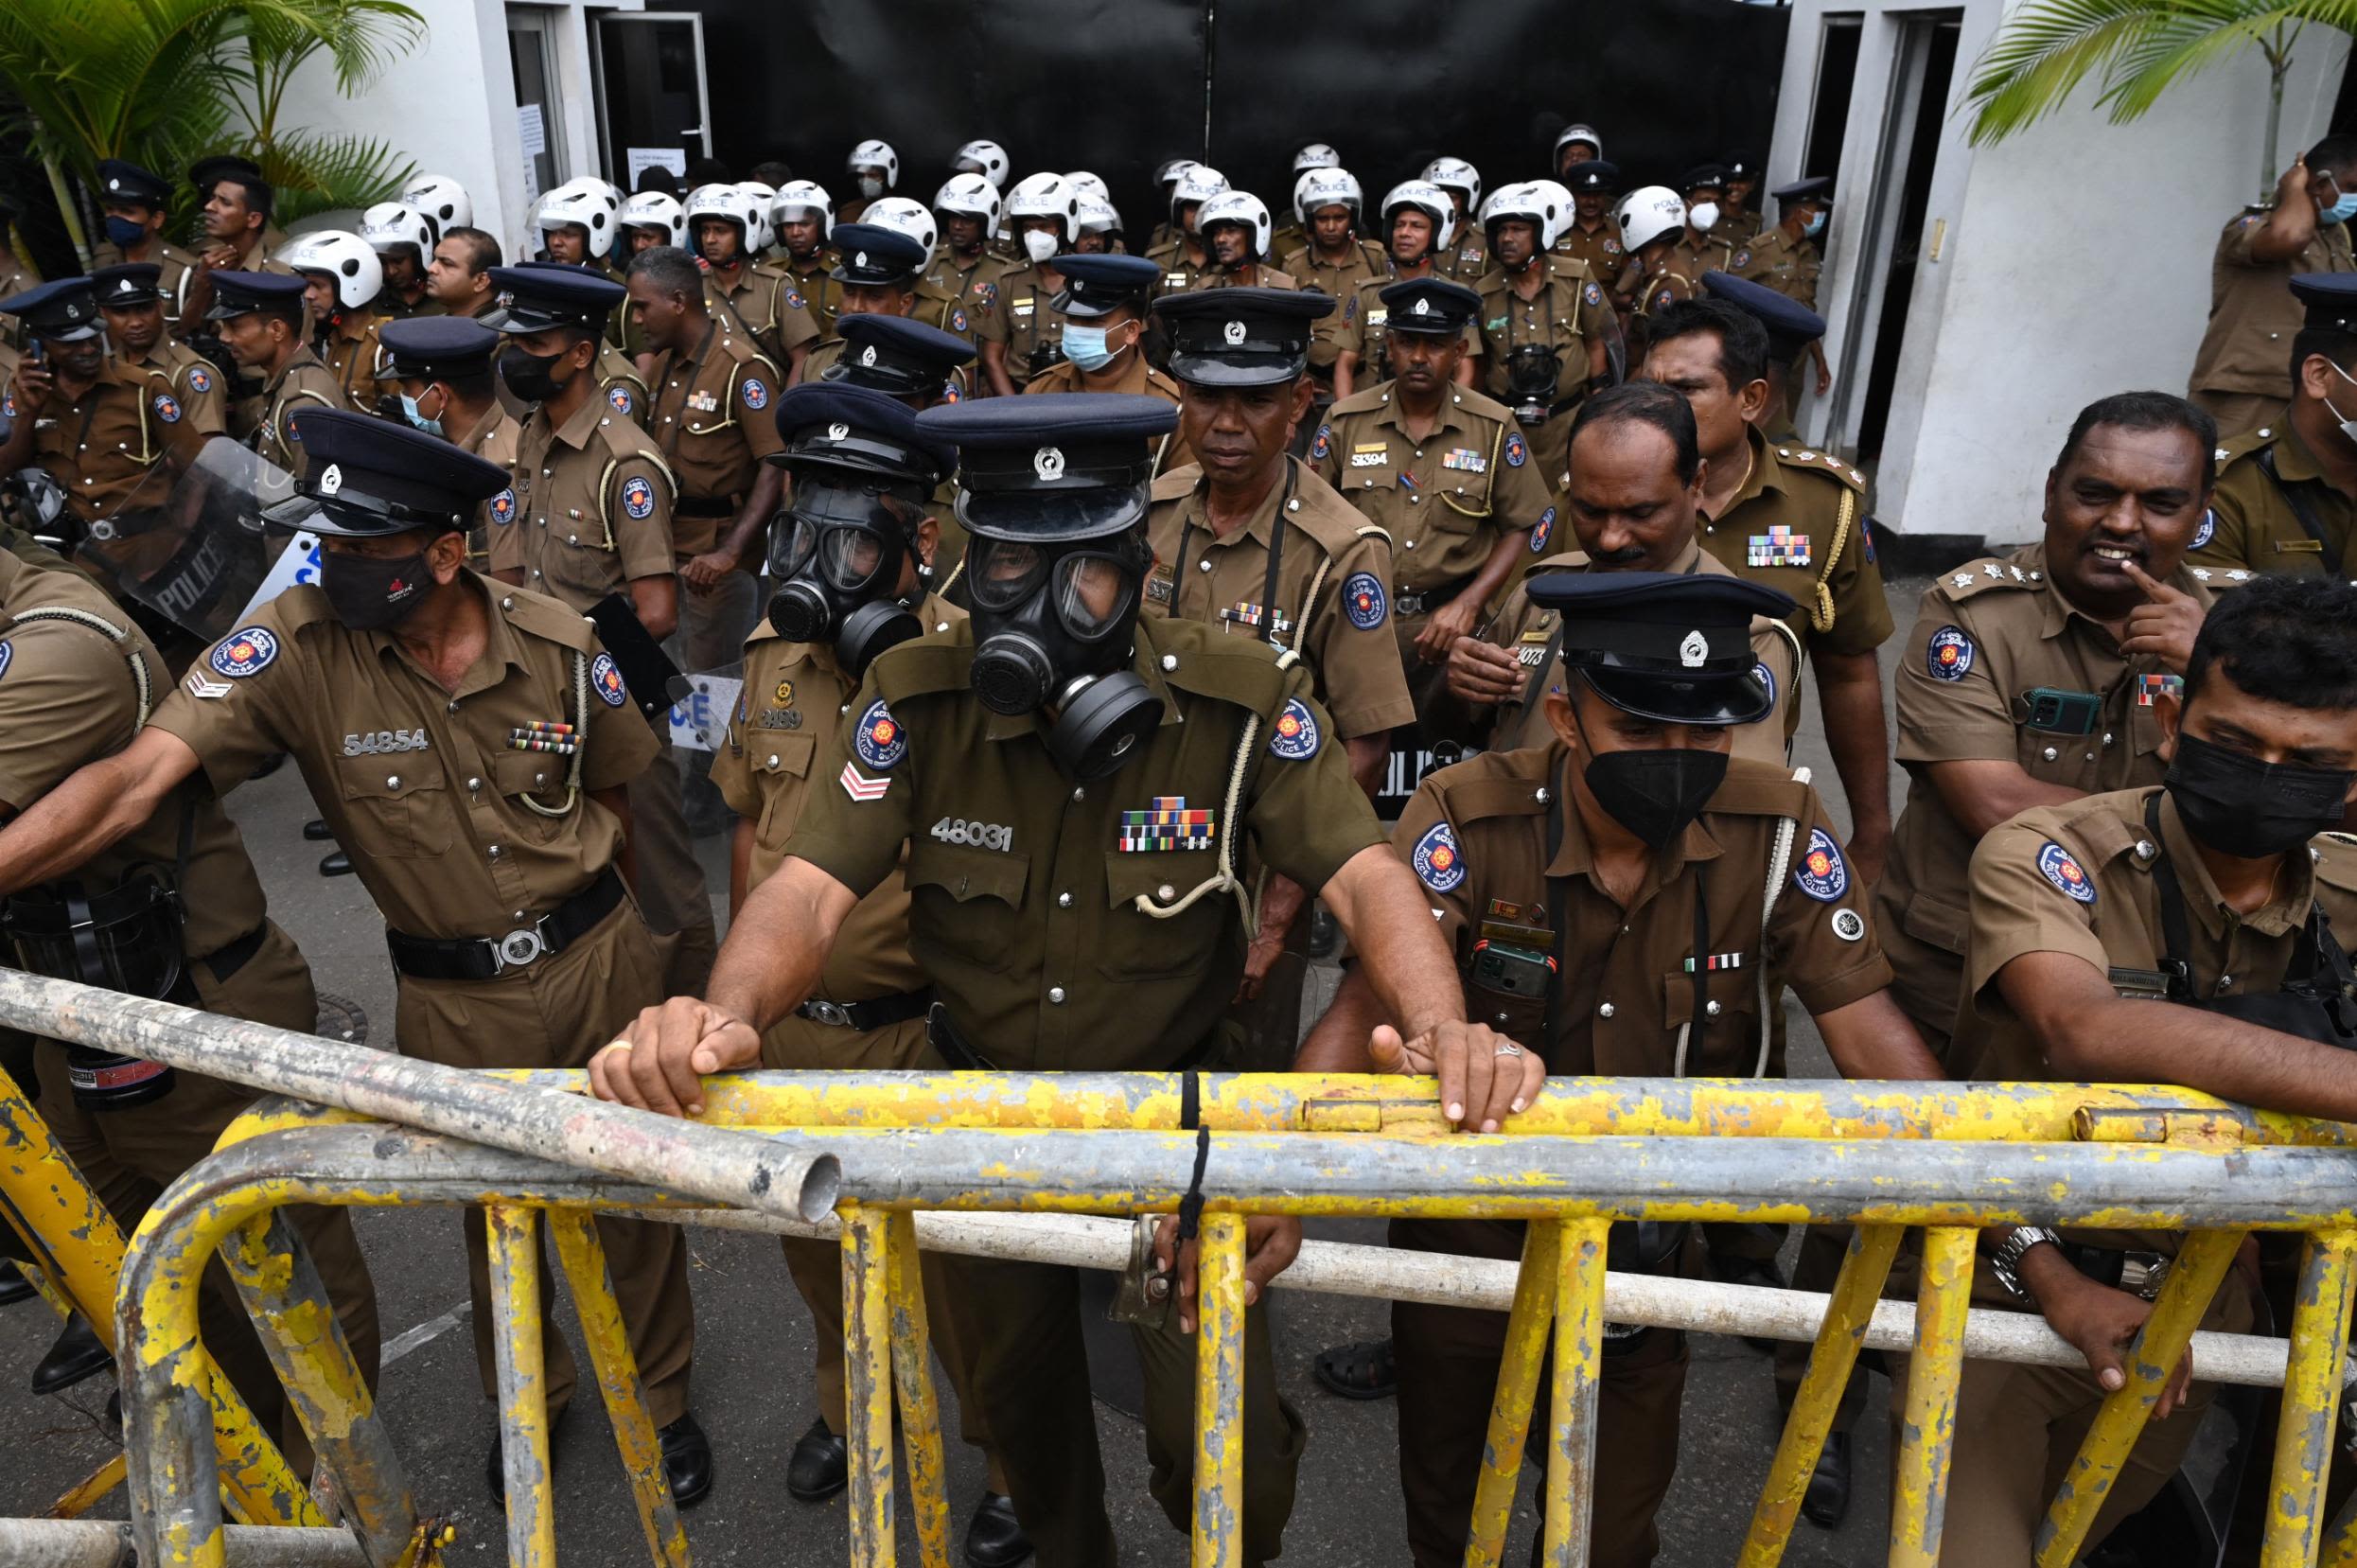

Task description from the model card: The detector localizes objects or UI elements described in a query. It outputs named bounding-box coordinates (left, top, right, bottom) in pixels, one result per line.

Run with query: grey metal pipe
left=0, top=1519, right=369, bottom=1567
left=0, top=970, right=840, bottom=1224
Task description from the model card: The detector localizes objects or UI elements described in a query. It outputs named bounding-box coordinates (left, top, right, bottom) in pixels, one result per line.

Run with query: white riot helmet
left=358, top=202, right=433, bottom=267
left=280, top=230, right=383, bottom=314
left=1296, top=167, right=1363, bottom=227
left=1197, top=190, right=1271, bottom=261
left=684, top=183, right=763, bottom=258
left=772, top=181, right=835, bottom=240
left=1422, top=156, right=1482, bottom=214
left=1007, top=172, right=1080, bottom=264
left=1554, top=124, right=1605, bottom=164
left=618, top=190, right=687, bottom=249
left=934, top=172, right=1004, bottom=233
left=1075, top=196, right=1122, bottom=240
left=1170, top=164, right=1228, bottom=227
left=1064, top=170, right=1111, bottom=203
left=861, top=196, right=939, bottom=270
left=397, top=174, right=470, bottom=241
left=534, top=183, right=619, bottom=259
left=555, top=175, right=625, bottom=224
left=1293, top=143, right=1342, bottom=175
left=733, top=181, right=778, bottom=250
left=1483, top=181, right=1562, bottom=253
left=847, top=139, right=899, bottom=195
left=1380, top=180, right=1457, bottom=254
left=951, top=139, right=1011, bottom=188
left=1154, top=158, right=1198, bottom=188
left=1615, top=185, right=1687, bottom=253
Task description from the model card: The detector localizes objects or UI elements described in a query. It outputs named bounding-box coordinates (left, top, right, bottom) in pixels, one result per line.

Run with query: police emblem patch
left=1732, top=250, right=1751, bottom=269
left=0, top=641, right=13, bottom=682
left=210, top=626, right=279, bottom=679
left=607, top=384, right=634, bottom=414
left=622, top=476, right=656, bottom=520
left=854, top=698, right=906, bottom=768
left=591, top=652, right=628, bottom=707
left=1268, top=697, right=1321, bottom=760
left=186, top=365, right=214, bottom=394
left=1412, top=820, right=1466, bottom=892
left=1529, top=506, right=1556, bottom=554
left=1344, top=573, right=1387, bottom=630
left=488, top=487, right=517, bottom=525
left=2192, top=508, right=2215, bottom=550
left=1582, top=281, right=1604, bottom=307
left=1503, top=432, right=1528, bottom=468
left=1753, top=660, right=1775, bottom=714
left=741, top=377, right=769, bottom=411
left=152, top=393, right=181, bottom=423
left=1310, top=424, right=1331, bottom=461
left=1792, top=827, right=1849, bottom=903
left=1926, top=625, right=1975, bottom=681
left=1831, top=908, right=1866, bottom=943
left=951, top=308, right=968, bottom=334
left=2037, top=840, right=2097, bottom=905
left=785, top=288, right=807, bottom=311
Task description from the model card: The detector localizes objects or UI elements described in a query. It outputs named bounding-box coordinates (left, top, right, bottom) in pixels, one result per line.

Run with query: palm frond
left=263, top=126, right=412, bottom=226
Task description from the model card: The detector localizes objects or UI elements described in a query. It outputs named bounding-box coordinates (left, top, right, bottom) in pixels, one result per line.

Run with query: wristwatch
left=1988, top=1225, right=2065, bottom=1304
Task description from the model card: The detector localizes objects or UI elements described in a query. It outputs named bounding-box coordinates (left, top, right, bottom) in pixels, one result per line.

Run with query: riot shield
left=75, top=439, right=319, bottom=644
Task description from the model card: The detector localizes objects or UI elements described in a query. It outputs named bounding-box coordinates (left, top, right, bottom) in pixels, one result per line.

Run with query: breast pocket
left=540, top=527, right=621, bottom=601
left=1659, top=967, right=1763, bottom=1075
left=1098, top=851, right=1227, bottom=981
left=335, top=754, right=452, bottom=858
left=750, top=733, right=817, bottom=848
left=906, top=837, right=1031, bottom=966
left=492, top=749, right=573, bottom=843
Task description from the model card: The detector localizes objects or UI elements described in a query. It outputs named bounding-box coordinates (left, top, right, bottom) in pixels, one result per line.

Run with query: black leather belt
left=798, top=987, right=935, bottom=1031
left=385, top=869, right=624, bottom=982
left=672, top=496, right=736, bottom=519
left=925, top=1002, right=1214, bottom=1072
left=1395, top=573, right=1478, bottom=619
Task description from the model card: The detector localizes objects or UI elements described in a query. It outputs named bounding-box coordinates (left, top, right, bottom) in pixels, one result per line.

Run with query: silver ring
left=1494, top=1043, right=1523, bottom=1058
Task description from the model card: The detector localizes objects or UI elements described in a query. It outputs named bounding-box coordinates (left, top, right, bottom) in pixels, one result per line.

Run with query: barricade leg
left=1539, top=1219, right=1610, bottom=1568
left=546, top=1209, right=692, bottom=1568
left=1465, top=1222, right=1565, bottom=1568
left=485, top=1204, right=556, bottom=1568
left=1891, top=1226, right=1974, bottom=1568
left=1192, top=1213, right=1247, bottom=1568
left=2035, top=1225, right=2242, bottom=1566
left=1742, top=1223, right=1904, bottom=1564
left=49, top=1453, right=129, bottom=1518
left=2260, top=1231, right=2357, bottom=1567
left=842, top=1204, right=897, bottom=1568
left=884, top=1211, right=952, bottom=1568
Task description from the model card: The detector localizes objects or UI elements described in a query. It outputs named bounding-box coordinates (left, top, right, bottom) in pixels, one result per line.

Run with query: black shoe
left=302, top=818, right=335, bottom=841
left=659, top=1412, right=712, bottom=1508
left=318, top=850, right=353, bottom=877
left=785, top=1416, right=847, bottom=1502
left=485, top=1411, right=567, bottom=1506
left=1802, top=1431, right=1852, bottom=1529
left=0, top=1268, right=36, bottom=1306
left=31, top=1315, right=111, bottom=1396
left=1311, top=1337, right=1398, bottom=1401
left=964, top=1491, right=1033, bottom=1567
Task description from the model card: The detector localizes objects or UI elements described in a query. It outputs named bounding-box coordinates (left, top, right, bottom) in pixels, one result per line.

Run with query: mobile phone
left=2020, top=686, right=2101, bottom=736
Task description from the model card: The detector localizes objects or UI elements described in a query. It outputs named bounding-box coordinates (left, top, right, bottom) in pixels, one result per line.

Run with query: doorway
left=1807, top=15, right=1864, bottom=181
left=505, top=7, right=569, bottom=207
left=598, top=13, right=713, bottom=199
left=1849, top=12, right=1961, bottom=462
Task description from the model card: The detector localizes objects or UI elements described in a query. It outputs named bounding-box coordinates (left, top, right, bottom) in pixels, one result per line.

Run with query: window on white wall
left=507, top=7, right=570, bottom=204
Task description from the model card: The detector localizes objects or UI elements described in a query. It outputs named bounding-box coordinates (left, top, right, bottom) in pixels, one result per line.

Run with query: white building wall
left=274, top=0, right=638, bottom=262
left=1774, top=0, right=2348, bottom=542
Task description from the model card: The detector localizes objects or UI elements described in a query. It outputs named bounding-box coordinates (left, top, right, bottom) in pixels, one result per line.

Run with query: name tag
left=1166, top=272, right=1188, bottom=287
left=1365, top=308, right=1388, bottom=326
left=2276, top=538, right=2325, bottom=553
left=1349, top=443, right=1389, bottom=468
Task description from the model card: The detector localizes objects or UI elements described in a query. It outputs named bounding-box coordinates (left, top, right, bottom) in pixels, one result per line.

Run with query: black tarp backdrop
left=659, top=0, right=1788, bottom=238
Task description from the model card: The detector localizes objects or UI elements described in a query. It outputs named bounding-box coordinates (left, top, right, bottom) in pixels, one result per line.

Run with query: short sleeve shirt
left=491, top=391, right=676, bottom=608
left=2196, top=420, right=2354, bottom=579
left=1473, top=259, right=1614, bottom=406
left=1311, top=382, right=1554, bottom=590
left=1732, top=230, right=1822, bottom=310
left=14, top=360, right=211, bottom=524
left=975, top=261, right=1073, bottom=371
left=1697, top=426, right=1891, bottom=657
left=645, top=323, right=784, bottom=553
left=705, top=262, right=820, bottom=368
left=2190, top=211, right=2357, bottom=399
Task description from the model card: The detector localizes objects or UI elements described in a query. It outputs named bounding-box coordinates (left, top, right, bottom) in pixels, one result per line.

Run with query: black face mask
left=1573, top=698, right=1729, bottom=849
left=498, top=344, right=572, bottom=404
left=765, top=478, right=924, bottom=677
left=320, top=546, right=434, bottom=631
left=2165, top=731, right=2354, bottom=860
left=965, top=534, right=1162, bottom=781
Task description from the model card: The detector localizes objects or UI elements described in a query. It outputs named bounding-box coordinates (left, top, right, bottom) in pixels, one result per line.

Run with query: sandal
left=1312, top=1337, right=1398, bottom=1401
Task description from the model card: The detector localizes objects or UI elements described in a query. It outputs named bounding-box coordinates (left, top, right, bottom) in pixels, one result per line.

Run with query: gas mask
left=1504, top=344, right=1561, bottom=425
left=963, top=528, right=1163, bottom=780
left=765, top=469, right=928, bottom=677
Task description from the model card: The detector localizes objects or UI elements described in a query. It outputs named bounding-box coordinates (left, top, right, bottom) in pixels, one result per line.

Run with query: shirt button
left=2101, top=732, right=2116, bottom=748
left=466, top=776, right=482, bottom=792
left=447, top=700, right=460, bottom=714
left=766, top=753, right=779, bottom=767
left=1705, top=1000, right=1722, bottom=1017
left=1048, top=986, right=1066, bottom=1004
left=534, top=772, right=547, bottom=787
left=488, top=845, right=503, bottom=860
left=500, top=596, right=515, bottom=611
left=384, top=774, right=401, bottom=789
left=1071, top=786, right=1085, bottom=802
left=1156, top=884, right=1176, bottom=902
left=1057, top=891, right=1073, bottom=907
left=1598, top=1002, right=1615, bottom=1019
left=1198, top=558, right=1213, bottom=572
left=2041, top=746, right=2059, bottom=762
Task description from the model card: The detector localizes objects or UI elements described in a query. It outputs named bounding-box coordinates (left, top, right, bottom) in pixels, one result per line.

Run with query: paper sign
left=667, top=673, right=743, bottom=752
left=627, top=147, right=687, bottom=188
left=518, top=102, right=547, bottom=156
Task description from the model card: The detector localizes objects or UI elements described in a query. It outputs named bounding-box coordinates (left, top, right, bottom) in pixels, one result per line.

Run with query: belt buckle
left=1397, top=590, right=1424, bottom=616
left=494, top=927, right=547, bottom=974
left=805, top=999, right=853, bottom=1028
left=2120, top=1253, right=2173, bottom=1301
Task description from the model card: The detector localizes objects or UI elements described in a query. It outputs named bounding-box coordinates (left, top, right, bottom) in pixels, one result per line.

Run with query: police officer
left=803, top=223, right=969, bottom=386
left=595, top=390, right=1538, bottom=1568
left=182, top=167, right=287, bottom=335
left=1553, top=123, right=1603, bottom=176
left=1734, top=177, right=1835, bottom=400
left=1701, top=271, right=1824, bottom=444
left=839, top=138, right=897, bottom=227
left=1300, top=568, right=1938, bottom=1568
left=2195, top=273, right=2357, bottom=579
left=1929, top=573, right=2357, bottom=1563
left=0, top=410, right=712, bottom=1502
left=94, top=263, right=227, bottom=435
left=1473, top=182, right=1615, bottom=497
left=1147, top=165, right=1227, bottom=298
left=2189, top=138, right=2357, bottom=436
left=1023, top=255, right=1180, bottom=406
left=1554, top=161, right=1625, bottom=285
left=1144, top=158, right=1196, bottom=253
left=1445, top=383, right=1801, bottom=759
left=89, top=160, right=195, bottom=329
left=626, top=244, right=786, bottom=674
left=1316, top=278, right=1557, bottom=742
left=815, top=312, right=981, bottom=602
left=977, top=205, right=1080, bottom=396
left=510, top=261, right=651, bottom=426
left=473, top=268, right=717, bottom=997
left=1643, top=298, right=1896, bottom=882
left=1187, top=192, right=1298, bottom=292
left=1617, top=185, right=1702, bottom=332
left=1269, top=144, right=1342, bottom=259
left=934, top=173, right=1017, bottom=338
left=1332, top=183, right=1478, bottom=400
left=205, top=271, right=341, bottom=470
left=1673, top=165, right=1738, bottom=276
left=772, top=182, right=843, bottom=338
left=280, top=230, right=389, bottom=413
left=1719, top=151, right=1765, bottom=247
left=1424, top=157, right=1487, bottom=281
left=686, top=183, right=818, bottom=384
left=361, top=202, right=440, bottom=320
left=0, top=537, right=380, bottom=1461
left=376, top=315, right=519, bottom=562
left=1283, top=170, right=1388, bottom=394
left=709, top=383, right=1029, bottom=1567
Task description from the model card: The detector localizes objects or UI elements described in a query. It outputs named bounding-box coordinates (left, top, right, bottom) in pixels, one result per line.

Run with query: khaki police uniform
left=936, top=251, right=1018, bottom=344
left=1334, top=273, right=1481, bottom=386
left=1024, top=355, right=1193, bottom=471
left=238, top=347, right=342, bottom=472
left=115, top=335, right=228, bottom=434
left=315, top=311, right=387, bottom=413
left=91, top=240, right=197, bottom=329
left=781, top=250, right=844, bottom=341
left=1555, top=219, right=1624, bottom=290
left=149, top=574, right=696, bottom=1425
left=12, top=359, right=211, bottom=526
left=976, top=262, right=1075, bottom=380
left=704, top=260, right=820, bottom=372
left=0, top=548, right=378, bottom=1464
left=1143, top=238, right=1209, bottom=298
left=373, top=289, right=444, bottom=322
left=1285, top=240, right=1391, bottom=379
left=1477, top=540, right=1802, bottom=758
left=785, top=613, right=1385, bottom=1566
left=452, top=402, right=523, bottom=566
left=1672, top=229, right=1737, bottom=280
left=1435, top=226, right=1489, bottom=283
left=1388, top=744, right=1888, bottom=1568
left=1915, top=784, right=2292, bottom=1564
left=1629, top=252, right=1704, bottom=326
left=2194, top=417, right=2354, bottom=578
left=1718, top=206, right=1765, bottom=248
left=644, top=321, right=784, bottom=667
left=2189, top=208, right=2357, bottom=436
left=1879, top=545, right=2206, bottom=1062
left=1183, top=264, right=1300, bottom=292
left=1473, top=256, right=1614, bottom=493
left=1732, top=229, right=1821, bottom=309
left=1696, top=426, right=1890, bottom=659
left=596, top=340, right=650, bottom=427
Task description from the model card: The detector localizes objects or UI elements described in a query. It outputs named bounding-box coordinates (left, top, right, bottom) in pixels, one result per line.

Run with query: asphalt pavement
left=0, top=568, right=1950, bottom=1566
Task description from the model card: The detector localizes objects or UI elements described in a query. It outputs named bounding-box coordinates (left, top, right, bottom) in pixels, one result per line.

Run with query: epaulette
left=1934, top=557, right=2042, bottom=597
left=1768, top=441, right=1870, bottom=493
left=1697, top=756, right=1815, bottom=821
left=499, top=582, right=599, bottom=652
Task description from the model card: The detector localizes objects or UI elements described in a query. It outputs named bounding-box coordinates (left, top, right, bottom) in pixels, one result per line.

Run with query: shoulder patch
left=2192, top=508, right=2215, bottom=550
left=1268, top=696, right=1322, bottom=760
left=1310, top=423, right=1331, bottom=461
left=1926, top=625, right=1975, bottom=681
left=784, top=287, right=808, bottom=311
left=488, top=486, right=518, bottom=525
left=590, top=652, right=629, bottom=707
left=740, top=376, right=769, bottom=412
left=854, top=697, right=906, bottom=768
left=1344, top=572, right=1387, bottom=630
left=1503, top=432, right=1527, bottom=468
left=951, top=308, right=968, bottom=334
left=152, top=392, right=182, bottom=423
left=1529, top=505, right=1556, bottom=554
left=0, top=640, right=12, bottom=682
left=185, top=364, right=214, bottom=394
left=1412, top=820, right=1466, bottom=892
left=622, top=475, right=656, bottom=520
left=1754, top=660, right=1776, bottom=714
left=2037, top=839, right=2097, bottom=905
left=1792, top=827, right=1849, bottom=903
left=607, top=383, right=636, bottom=415
left=210, top=626, right=279, bottom=679
left=1582, top=281, right=1603, bottom=307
